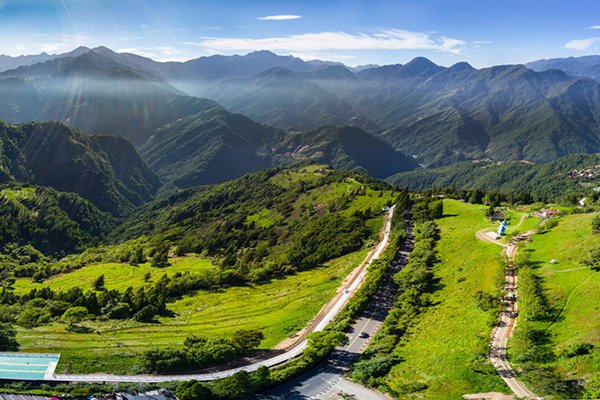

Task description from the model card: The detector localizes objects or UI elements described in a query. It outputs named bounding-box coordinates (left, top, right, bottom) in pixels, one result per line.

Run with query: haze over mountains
left=2, top=46, right=600, bottom=214
left=526, top=55, right=600, bottom=82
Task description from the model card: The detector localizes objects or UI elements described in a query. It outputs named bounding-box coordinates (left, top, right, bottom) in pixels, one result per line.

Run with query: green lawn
left=386, top=200, right=508, bottom=399
left=13, top=255, right=216, bottom=294
left=515, top=212, right=600, bottom=383
left=17, top=249, right=369, bottom=374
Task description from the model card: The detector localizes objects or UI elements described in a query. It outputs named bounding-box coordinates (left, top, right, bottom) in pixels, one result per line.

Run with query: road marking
left=347, top=319, right=371, bottom=350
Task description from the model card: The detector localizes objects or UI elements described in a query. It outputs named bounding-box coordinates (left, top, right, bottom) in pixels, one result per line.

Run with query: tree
left=583, top=246, right=600, bottom=271
left=92, top=274, right=105, bottom=291
left=232, top=329, right=264, bottom=352
left=130, top=247, right=145, bottom=266
left=61, top=306, right=90, bottom=326
left=252, top=365, right=271, bottom=388
left=429, top=201, right=443, bottom=219
left=213, top=370, right=254, bottom=399
left=0, top=324, right=19, bottom=351
left=134, top=305, right=156, bottom=322
left=151, top=243, right=170, bottom=268
left=176, top=380, right=214, bottom=400
left=593, top=215, right=600, bottom=233
left=17, top=307, right=51, bottom=328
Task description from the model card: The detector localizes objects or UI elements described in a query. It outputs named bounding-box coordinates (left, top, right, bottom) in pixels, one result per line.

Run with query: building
left=497, top=220, right=508, bottom=236
left=541, top=209, right=559, bottom=218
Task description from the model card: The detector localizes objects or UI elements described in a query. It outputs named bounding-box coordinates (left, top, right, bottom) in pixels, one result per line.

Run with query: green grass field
left=386, top=200, right=508, bottom=399
left=17, top=249, right=369, bottom=374
left=514, top=212, right=600, bottom=384
left=13, top=255, right=216, bottom=294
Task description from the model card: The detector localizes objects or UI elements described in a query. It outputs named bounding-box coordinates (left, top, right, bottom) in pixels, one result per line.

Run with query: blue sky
left=1, top=0, right=600, bottom=67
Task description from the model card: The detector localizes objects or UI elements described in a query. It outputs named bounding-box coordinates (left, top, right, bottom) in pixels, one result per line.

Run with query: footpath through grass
left=17, top=249, right=368, bottom=374
left=386, top=200, right=508, bottom=399
left=514, top=212, right=600, bottom=389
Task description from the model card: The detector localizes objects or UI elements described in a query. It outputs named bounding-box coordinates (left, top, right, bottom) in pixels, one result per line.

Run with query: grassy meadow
left=17, top=249, right=369, bottom=374
left=386, top=199, right=508, bottom=398
left=512, top=212, right=600, bottom=390
left=13, top=255, right=216, bottom=294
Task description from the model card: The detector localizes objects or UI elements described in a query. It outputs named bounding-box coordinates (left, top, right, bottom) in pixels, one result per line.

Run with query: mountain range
left=526, top=55, right=600, bottom=82
left=3, top=46, right=600, bottom=209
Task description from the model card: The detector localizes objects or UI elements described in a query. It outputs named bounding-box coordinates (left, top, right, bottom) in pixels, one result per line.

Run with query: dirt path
left=476, top=229, right=540, bottom=399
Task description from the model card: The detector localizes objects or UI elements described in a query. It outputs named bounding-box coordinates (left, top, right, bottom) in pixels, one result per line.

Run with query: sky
left=1, top=0, right=600, bottom=67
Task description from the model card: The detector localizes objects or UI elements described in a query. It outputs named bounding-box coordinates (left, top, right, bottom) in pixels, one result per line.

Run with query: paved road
left=479, top=231, right=540, bottom=399
left=261, top=216, right=414, bottom=399
left=52, top=207, right=397, bottom=384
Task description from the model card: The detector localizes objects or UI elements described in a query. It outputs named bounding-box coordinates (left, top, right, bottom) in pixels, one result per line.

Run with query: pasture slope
left=17, top=250, right=367, bottom=374
left=510, top=212, right=600, bottom=397
left=386, top=200, right=508, bottom=399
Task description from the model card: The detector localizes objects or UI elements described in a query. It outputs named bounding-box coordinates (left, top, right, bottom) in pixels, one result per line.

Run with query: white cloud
left=191, top=29, right=466, bottom=55
left=590, top=25, right=600, bottom=29
left=35, top=34, right=89, bottom=53
left=293, top=52, right=355, bottom=62
left=565, top=37, right=600, bottom=50
left=258, top=15, right=302, bottom=21
left=116, top=46, right=185, bottom=61
left=472, top=40, right=492, bottom=49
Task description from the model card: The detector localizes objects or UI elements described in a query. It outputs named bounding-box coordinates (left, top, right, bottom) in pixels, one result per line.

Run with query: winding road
left=51, top=206, right=397, bottom=384
left=477, top=226, right=540, bottom=399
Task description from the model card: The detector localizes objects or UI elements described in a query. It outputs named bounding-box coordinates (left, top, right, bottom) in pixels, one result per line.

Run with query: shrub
left=0, top=323, right=19, bottom=351
left=61, top=306, right=91, bottom=325
left=592, top=214, right=600, bottom=233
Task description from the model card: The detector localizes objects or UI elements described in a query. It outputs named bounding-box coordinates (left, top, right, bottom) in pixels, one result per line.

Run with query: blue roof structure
left=497, top=220, right=508, bottom=235
left=0, top=353, right=59, bottom=381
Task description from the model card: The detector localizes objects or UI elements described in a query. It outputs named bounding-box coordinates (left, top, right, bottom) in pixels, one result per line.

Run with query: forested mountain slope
left=527, top=55, right=600, bottom=82
left=0, top=51, right=210, bottom=145
left=390, top=153, right=600, bottom=202
left=274, top=126, right=419, bottom=179
left=139, top=104, right=280, bottom=188
left=112, top=167, right=395, bottom=282
left=0, top=184, right=114, bottom=256
left=0, top=122, right=160, bottom=215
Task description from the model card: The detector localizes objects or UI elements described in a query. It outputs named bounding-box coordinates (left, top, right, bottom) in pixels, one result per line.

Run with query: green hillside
left=112, top=167, right=395, bottom=282
left=0, top=166, right=398, bottom=373
left=390, top=154, right=600, bottom=203
left=139, top=103, right=279, bottom=188
left=16, top=250, right=366, bottom=374
left=509, top=213, right=600, bottom=398
left=0, top=185, right=114, bottom=256
left=0, top=121, right=161, bottom=215
left=383, top=200, right=507, bottom=398
left=274, top=126, right=419, bottom=179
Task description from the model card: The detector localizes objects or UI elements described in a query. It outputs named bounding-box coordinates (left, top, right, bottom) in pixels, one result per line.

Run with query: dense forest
left=390, top=154, right=600, bottom=203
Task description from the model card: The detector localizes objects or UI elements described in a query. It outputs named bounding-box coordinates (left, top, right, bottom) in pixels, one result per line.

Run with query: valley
left=0, top=12, right=600, bottom=398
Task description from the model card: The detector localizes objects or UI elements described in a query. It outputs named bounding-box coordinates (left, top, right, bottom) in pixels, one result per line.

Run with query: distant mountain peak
left=256, top=66, right=298, bottom=80
left=407, top=56, right=437, bottom=66
left=312, top=64, right=356, bottom=80
left=448, top=61, right=475, bottom=72
left=400, top=57, right=444, bottom=77
left=245, top=50, right=279, bottom=57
